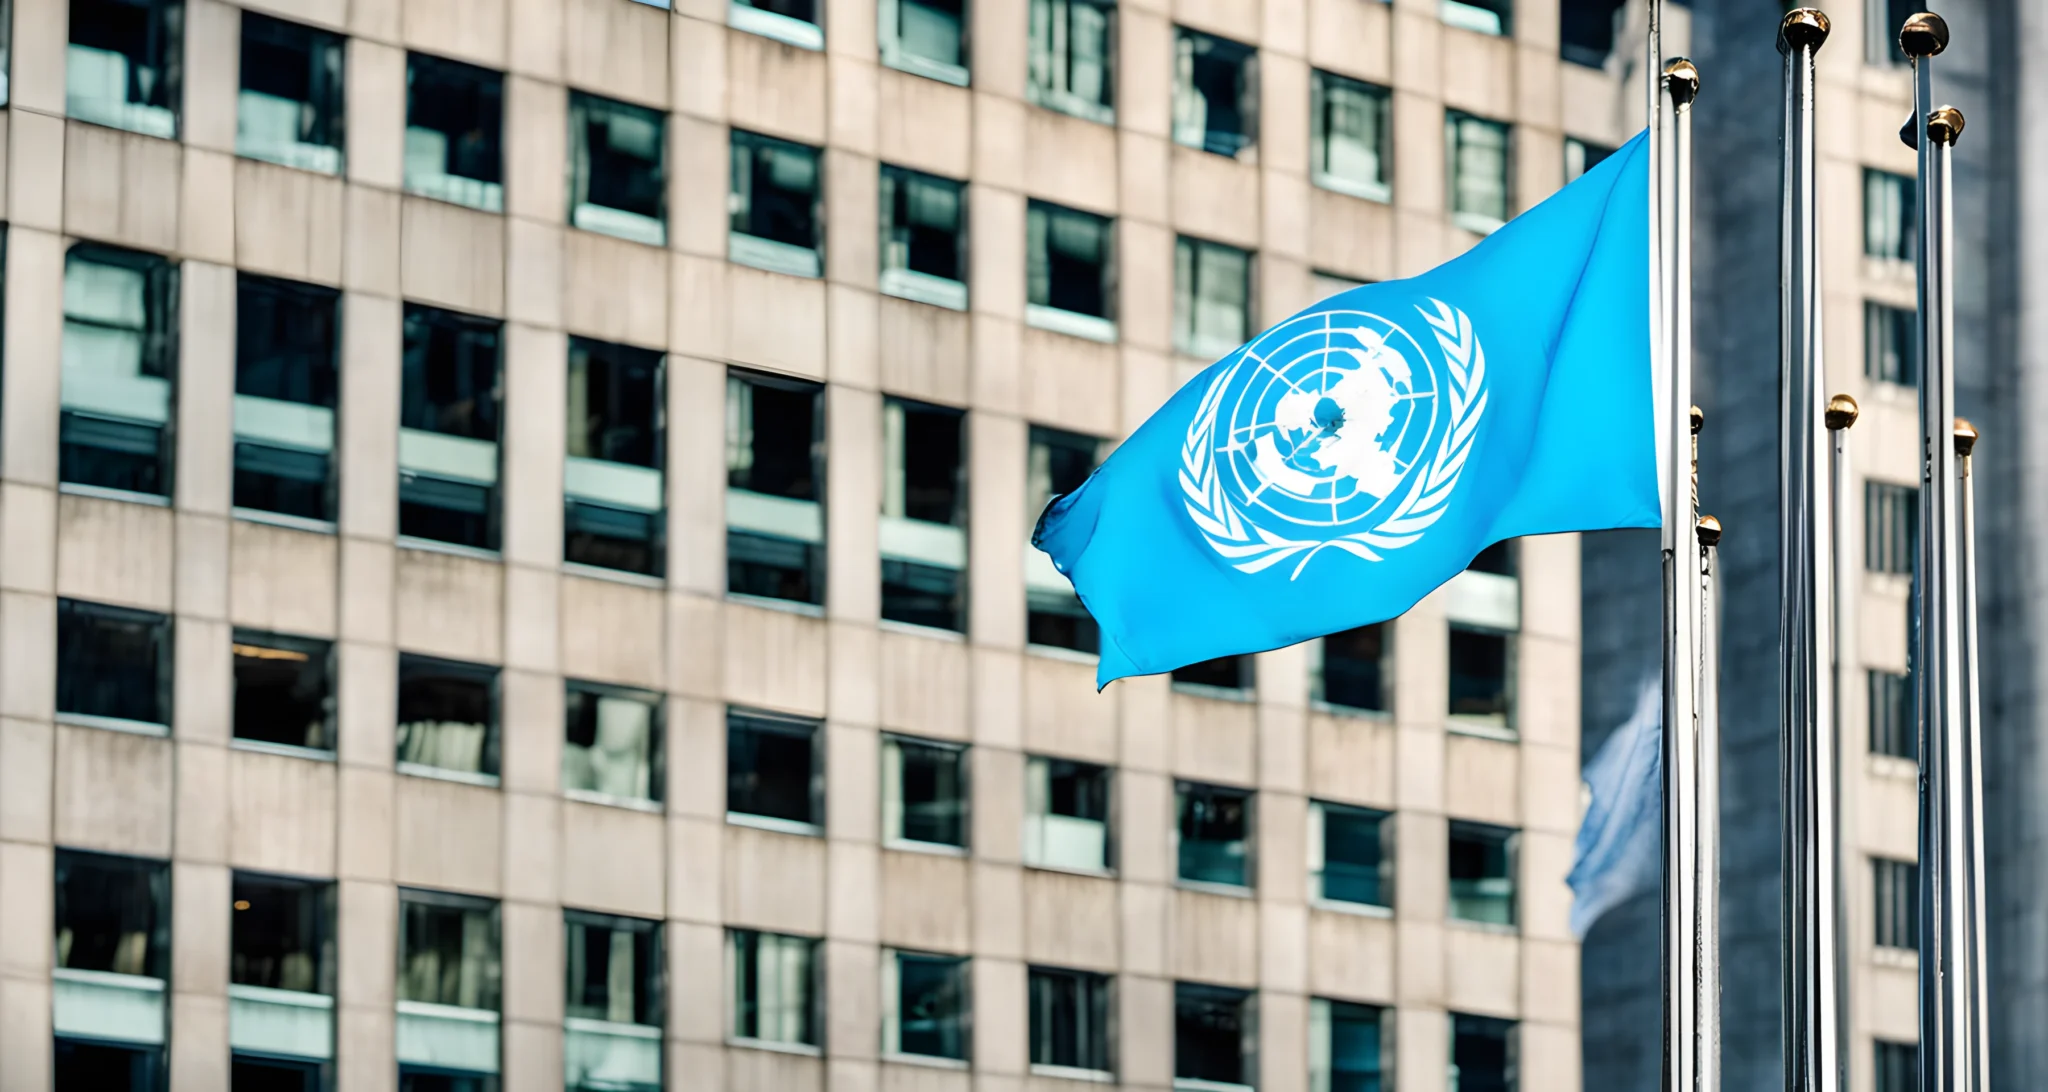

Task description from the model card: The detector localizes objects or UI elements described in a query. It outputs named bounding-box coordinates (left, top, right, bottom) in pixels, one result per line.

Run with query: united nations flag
left=1035, top=131, right=1659, bottom=687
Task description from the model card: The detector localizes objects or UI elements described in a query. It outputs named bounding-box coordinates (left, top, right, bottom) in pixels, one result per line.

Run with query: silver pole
left=1827, top=394, right=1861, bottom=1085
left=1697, top=506, right=1722, bottom=1092
left=1778, top=11, right=1840, bottom=1091
left=1954, top=420, right=1989, bottom=1092
left=1901, top=11, right=1970, bottom=1091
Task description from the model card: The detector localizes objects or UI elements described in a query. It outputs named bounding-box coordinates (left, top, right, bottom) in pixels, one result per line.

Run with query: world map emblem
left=1179, top=299, right=1489, bottom=578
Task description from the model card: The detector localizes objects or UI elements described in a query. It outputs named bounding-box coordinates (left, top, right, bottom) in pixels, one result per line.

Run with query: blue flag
left=1035, top=131, right=1660, bottom=686
left=1567, top=680, right=1663, bottom=939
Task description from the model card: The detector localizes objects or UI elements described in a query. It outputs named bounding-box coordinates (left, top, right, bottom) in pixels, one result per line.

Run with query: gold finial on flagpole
left=1690, top=405, right=1704, bottom=434
left=1698, top=515, right=1722, bottom=548
left=1826, top=394, right=1860, bottom=431
left=1779, top=8, right=1830, bottom=52
left=1955, top=418, right=1979, bottom=458
left=1664, top=58, right=1700, bottom=108
left=1900, top=11, right=1950, bottom=58
left=1929, top=106, right=1966, bottom=146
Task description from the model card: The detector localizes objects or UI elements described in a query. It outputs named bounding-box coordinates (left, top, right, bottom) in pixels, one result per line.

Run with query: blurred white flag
left=1567, top=679, right=1662, bottom=939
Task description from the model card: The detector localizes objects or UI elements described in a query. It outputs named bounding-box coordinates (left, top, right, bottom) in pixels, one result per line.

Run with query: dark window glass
left=1321, top=999, right=1385, bottom=1092
left=399, top=305, right=502, bottom=550
left=1450, top=1013, right=1517, bottom=1092
left=1027, top=200, right=1114, bottom=320
left=1174, top=982, right=1250, bottom=1085
left=68, top=0, right=183, bottom=134
left=729, top=130, right=823, bottom=263
left=1025, top=757, right=1112, bottom=871
left=56, top=850, right=171, bottom=979
left=1864, top=168, right=1914, bottom=262
left=1468, top=540, right=1515, bottom=575
left=888, top=398, right=964, bottom=525
left=733, top=0, right=816, bottom=25
left=232, top=1057, right=322, bottom=1092
left=729, top=929, right=817, bottom=1046
left=1864, top=301, right=1917, bottom=386
left=564, top=911, right=663, bottom=1027
left=395, top=654, right=498, bottom=778
left=405, top=53, right=504, bottom=210
left=880, top=559, right=963, bottom=631
left=880, top=165, right=966, bottom=287
left=238, top=12, right=346, bottom=172
left=565, top=338, right=664, bottom=576
left=727, top=710, right=820, bottom=827
left=1448, top=821, right=1517, bottom=926
left=1443, top=0, right=1511, bottom=34
left=397, top=1073, right=495, bottom=1092
left=1172, top=28, right=1255, bottom=158
left=1173, top=654, right=1250, bottom=692
left=1177, top=783, right=1251, bottom=888
left=1873, top=856, right=1918, bottom=949
left=1558, top=0, right=1623, bottom=66
left=725, top=371, right=827, bottom=606
left=569, top=92, right=667, bottom=246
left=1028, top=966, right=1112, bottom=1073
left=1869, top=668, right=1915, bottom=760
left=231, top=873, right=333, bottom=995
left=1448, top=625, right=1511, bottom=722
left=60, top=244, right=179, bottom=497
left=1174, top=234, right=1252, bottom=358
left=1874, top=1040, right=1917, bottom=1092
left=56, top=1040, right=165, bottom=1092
left=1026, top=0, right=1115, bottom=121
left=235, top=274, right=340, bottom=521
left=1447, top=111, right=1511, bottom=230
left=1311, top=69, right=1390, bottom=197
left=397, top=890, right=500, bottom=1011
left=563, top=682, right=663, bottom=804
left=1318, top=803, right=1390, bottom=908
left=894, top=952, right=969, bottom=1060
left=1319, top=624, right=1388, bottom=711
left=887, top=737, right=967, bottom=848
left=232, top=630, right=334, bottom=751
left=1865, top=481, right=1917, bottom=576
left=57, top=598, right=172, bottom=727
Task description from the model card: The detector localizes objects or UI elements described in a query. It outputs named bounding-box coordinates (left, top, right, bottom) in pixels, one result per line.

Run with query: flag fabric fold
left=1567, top=680, right=1664, bottom=940
left=1035, top=130, right=1660, bottom=687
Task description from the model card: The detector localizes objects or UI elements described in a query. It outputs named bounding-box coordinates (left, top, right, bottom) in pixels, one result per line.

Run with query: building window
left=1029, top=966, right=1112, bottom=1076
left=1448, top=821, right=1517, bottom=927
left=230, top=872, right=335, bottom=1078
left=1558, top=0, right=1621, bottom=66
left=729, top=929, right=819, bottom=1046
left=397, top=890, right=501, bottom=1086
left=54, top=850, right=171, bottom=1080
left=1175, top=982, right=1252, bottom=1089
left=1312, top=998, right=1386, bottom=1092
left=727, top=370, right=826, bottom=606
left=1315, top=625, right=1390, bottom=712
left=1026, top=200, right=1117, bottom=342
left=57, top=599, right=172, bottom=732
left=565, top=337, right=665, bottom=576
left=1448, top=544, right=1518, bottom=730
left=727, top=709, right=822, bottom=832
left=1449, top=1013, right=1516, bottom=1092
left=237, top=13, right=345, bottom=174
left=1172, top=28, right=1255, bottom=159
left=880, top=165, right=968, bottom=309
left=1442, top=0, right=1510, bottom=35
left=730, top=0, right=823, bottom=50
left=1448, top=626, right=1512, bottom=728
left=400, top=304, right=502, bottom=551
left=564, top=911, right=663, bottom=1092
left=232, top=630, right=334, bottom=753
left=884, top=736, right=969, bottom=849
left=1873, top=856, right=1917, bottom=950
left=1564, top=136, right=1613, bottom=183
left=1025, top=756, right=1112, bottom=872
left=1312, top=801, right=1391, bottom=909
left=1177, top=782, right=1252, bottom=889
left=882, top=397, right=968, bottom=632
left=61, top=243, right=178, bottom=499
left=563, top=681, right=663, bottom=806
left=1025, top=425, right=1105, bottom=653
left=1311, top=70, right=1390, bottom=202
left=1864, top=168, right=1914, bottom=263
left=404, top=52, right=504, bottom=212
left=1865, top=481, right=1917, bottom=576
left=67, top=0, right=181, bottom=138
left=1866, top=0, right=1916, bottom=65
left=1873, top=1040, right=1917, bottom=1092
left=729, top=130, right=824, bottom=278
left=880, top=0, right=968, bottom=86
left=1864, top=301, right=1916, bottom=386
left=1027, top=0, right=1114, bottom=124
left=1869, top=669, right=1915, bottom=761
left=1447, top=111, right=1511, bottom=234
left=886, top=951, right=970, bottom=1060
left=1175, top=235, right=1252, bottom=360
left=1315, top=270, right=1367, bottom=299
left=235, top=274, right=340, bottom=524
left=569, top=92, right=667, bottom=247
left=1175, top=654, right=1252, bottom=694
left=395, top=653, right=499, bottom=781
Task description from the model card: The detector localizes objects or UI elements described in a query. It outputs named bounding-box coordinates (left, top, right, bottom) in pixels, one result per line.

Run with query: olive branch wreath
left=1177, top=299, right=1489, bottom=579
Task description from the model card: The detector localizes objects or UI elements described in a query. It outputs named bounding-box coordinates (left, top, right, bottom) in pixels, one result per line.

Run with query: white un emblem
left=1179, top=298, right=1489, bottom=578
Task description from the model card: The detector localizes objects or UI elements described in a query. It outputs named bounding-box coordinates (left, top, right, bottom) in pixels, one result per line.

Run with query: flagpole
left=1954, top=418, right=1989, bottom=1092
left=1778, top=10, right=1840, bottom=1092
left=1900, top=11, right=1972, bottom=1091
left=1826, top=393, right=1860, bottom=1082
left=1696, top=505, right=1722, bottom=1092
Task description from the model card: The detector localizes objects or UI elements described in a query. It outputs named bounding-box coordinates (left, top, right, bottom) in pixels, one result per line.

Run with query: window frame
left=67, top=0, right=184, bottom=138
left=561, top=679, right=666, bottom=809
left=1023, top=755, right=1116, bottom=875
left=879, top=0, right=971, bottom=87
left=1025, top=199, right=1119, bottom=342
left=568, top=90, right=670, bottom=247
left=236, top=11, right=347, bottom=175
left=729, top=129, right=827, bottom=278
left=725, top=707, right=826, bottom=834
left=1172, top=980, right=1256, bottom=1089
left=881, top=734, right=971, bottom=852
left=1446, top=819, right=1519, bottom=929
left=56, top=597, right=174, bottom=735
left=60, top=242, right=180, bottom=501
left=883, top=949, right=972, bottom=1063
left=1310, top=69, right=1392, bottom=203
left=1171, top=26, right=1258, bottom=160
left=1445, top=109, right=1512, bottom=235
left=1026, top=0, right=1116, bottom=125
left=230, top=627, right=337, bottom=757
left=563, top=335, right=667, bottom=579
left=398, top=303, right=506, bottom=553
left=1310, top=800, right=1394, bottom=912
left=395, top=887, right=503, bottom=1013
left=878, top=163, right=969, bottom=310
left=1027, top=964, right=1115, bottom=1078
left=727, top=927, right=822, bottom=1050
left=729, top=0, right=825, bottom=50
left=726, top=368, right=829, bottom=608
left=1175, top=781, right=1255, bottom=892
left=393, top=652, right=502, bottom=784
left=1862, top=167, right=1915, bottom=264
left=1864, top=480, right=1917, bottom=576
left=562, top=908, right=665, bottom=1029
left=233, top=272, right=342, bottom=528
left=1872, top=856, right=1918, bottom=951
left=1863, top=299, right=1916, bottom=386
left=1313, top=623, right=1393, bottom=714
left=1310, top=996, right=1389, bottom=1092
left=1174, top=234, right=1253, bottom=361
left=403, top=51, right=506, bottom=213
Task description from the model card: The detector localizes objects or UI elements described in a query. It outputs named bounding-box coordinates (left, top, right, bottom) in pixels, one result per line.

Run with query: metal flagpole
left=1954, top=418, right=1990, bottom=1092
left=1826, top=393, right=1860, bottom=1082
left=1899, top=11, right=1972, bottom=1091
left=1697, top=503, right=1722, bottom=1092
left=1778, top=10, right=1840, bottom=1091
